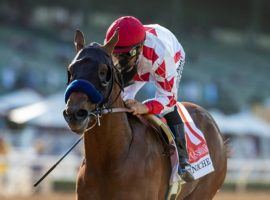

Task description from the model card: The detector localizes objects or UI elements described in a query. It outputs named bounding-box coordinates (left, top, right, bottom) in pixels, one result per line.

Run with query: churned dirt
left=215, top=191, right=270, bottom=200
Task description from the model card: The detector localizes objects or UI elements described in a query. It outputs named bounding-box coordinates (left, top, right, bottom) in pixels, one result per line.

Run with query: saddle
left=137, top=114, right=176, bottom=156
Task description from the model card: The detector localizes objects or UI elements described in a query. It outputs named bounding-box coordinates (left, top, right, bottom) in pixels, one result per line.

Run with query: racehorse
left=63, top=29, right=227, bottom=200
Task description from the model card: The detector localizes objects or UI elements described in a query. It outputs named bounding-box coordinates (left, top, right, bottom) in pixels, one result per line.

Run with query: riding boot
left=164, top=107, right=194, bottom=182
left=171, top=123, right=194, bottom=182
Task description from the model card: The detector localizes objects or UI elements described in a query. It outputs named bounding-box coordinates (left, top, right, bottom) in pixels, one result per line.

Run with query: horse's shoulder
left=126, top=113, right=164, bottom=143
left=125, top=113, right=151, bottom=135
left=126, top=113, right=143, bottom=126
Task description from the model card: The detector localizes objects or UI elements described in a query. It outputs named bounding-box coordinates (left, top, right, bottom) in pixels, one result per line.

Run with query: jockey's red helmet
left=105, top=16, right=146, bottom=54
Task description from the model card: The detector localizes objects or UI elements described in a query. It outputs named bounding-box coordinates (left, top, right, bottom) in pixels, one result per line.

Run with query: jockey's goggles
left=113, top=43, right=142, bottom=60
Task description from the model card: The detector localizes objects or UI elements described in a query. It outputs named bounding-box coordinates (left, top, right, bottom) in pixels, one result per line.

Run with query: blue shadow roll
left=65, top=79, right=104, bottom=103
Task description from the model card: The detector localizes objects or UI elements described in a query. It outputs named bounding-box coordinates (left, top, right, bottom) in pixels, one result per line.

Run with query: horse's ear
left=74, top=29, right=85, bottom=53
left=102, top=29, right=119, bottom=55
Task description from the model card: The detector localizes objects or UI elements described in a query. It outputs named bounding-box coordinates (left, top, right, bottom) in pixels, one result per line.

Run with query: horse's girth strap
left=137, top=114, right=175, bottom=156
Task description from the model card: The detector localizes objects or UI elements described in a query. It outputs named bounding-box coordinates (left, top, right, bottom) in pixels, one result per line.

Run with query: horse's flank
left=178, top=102, right=227, bottom=200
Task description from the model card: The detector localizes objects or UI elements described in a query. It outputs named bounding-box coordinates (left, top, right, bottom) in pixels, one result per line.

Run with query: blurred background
left=0, top=0, right=270, bottom=199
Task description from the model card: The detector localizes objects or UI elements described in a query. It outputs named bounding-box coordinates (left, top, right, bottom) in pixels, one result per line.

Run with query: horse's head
left=63, top=30, right=120, bottom=134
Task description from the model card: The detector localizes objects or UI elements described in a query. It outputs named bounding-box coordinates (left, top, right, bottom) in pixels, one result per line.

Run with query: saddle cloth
left=144, top=102, right=215, bottom=184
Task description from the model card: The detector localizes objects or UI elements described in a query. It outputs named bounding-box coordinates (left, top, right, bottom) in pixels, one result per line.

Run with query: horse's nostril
left=63, top=110, right=73, bottom=122
left=75, top=109, right=88, bottom=121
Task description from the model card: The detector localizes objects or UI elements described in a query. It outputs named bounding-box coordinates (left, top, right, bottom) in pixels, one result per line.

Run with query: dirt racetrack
left=1, top=191, right=270, bottom=200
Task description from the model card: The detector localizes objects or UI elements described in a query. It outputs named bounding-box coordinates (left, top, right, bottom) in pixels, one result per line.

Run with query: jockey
left=105, top=16, right=194, bottom=182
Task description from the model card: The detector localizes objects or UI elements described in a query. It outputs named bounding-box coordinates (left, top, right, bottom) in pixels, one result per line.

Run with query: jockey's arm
left=122, top=81, right=146, bottom=101
left=143, top=78, right=176, bottom=115
left=124, top=50, right=181, bottom=116
left=124, top=74, right=177, bottom=115
left=143, top=51, right=180, bottom=115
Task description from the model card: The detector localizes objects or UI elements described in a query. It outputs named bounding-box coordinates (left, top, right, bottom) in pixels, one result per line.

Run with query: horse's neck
left=84, top=92, right=132, bottom=170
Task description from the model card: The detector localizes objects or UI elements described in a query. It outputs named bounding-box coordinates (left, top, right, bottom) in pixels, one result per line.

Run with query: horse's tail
left=223, top=138, right=232, bottom=158
left=209, top=112, right=232, bottom=158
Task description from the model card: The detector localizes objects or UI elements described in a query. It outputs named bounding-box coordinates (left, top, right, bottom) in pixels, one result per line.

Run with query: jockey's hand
left=125, top=99, right=149, bottom=115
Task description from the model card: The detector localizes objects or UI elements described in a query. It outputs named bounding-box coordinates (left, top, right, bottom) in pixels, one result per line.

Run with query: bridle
left=64, top=44, right=128, bottom=128
left=84, top=55, right=127, bottom=130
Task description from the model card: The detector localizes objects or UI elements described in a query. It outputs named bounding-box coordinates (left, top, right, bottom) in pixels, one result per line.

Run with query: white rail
left=0, top=153, right=82, bottom=196
left=1, top=155, right=270, bottom=196
left=226, top=158, right=270, bottom=191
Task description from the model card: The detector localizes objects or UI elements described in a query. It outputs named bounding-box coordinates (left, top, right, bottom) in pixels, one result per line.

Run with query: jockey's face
left=113, top=44, right=143, bottom=65
left=113, top=44, right=143, bottom=86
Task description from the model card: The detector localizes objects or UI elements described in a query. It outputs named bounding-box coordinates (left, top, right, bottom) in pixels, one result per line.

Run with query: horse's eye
left=100, top=70, right=106, bottom=77
left=99, top=67, right=107, bottom=78
left=99, top=64, right=109, bottom=86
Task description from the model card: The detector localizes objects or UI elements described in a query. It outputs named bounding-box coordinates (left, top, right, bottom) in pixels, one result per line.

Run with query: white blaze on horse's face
left=65, top=92, right=94, bottom=134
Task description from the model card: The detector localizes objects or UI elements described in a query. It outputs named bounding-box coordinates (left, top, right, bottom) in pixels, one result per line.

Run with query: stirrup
left=178, top=165, right=194, bottom=182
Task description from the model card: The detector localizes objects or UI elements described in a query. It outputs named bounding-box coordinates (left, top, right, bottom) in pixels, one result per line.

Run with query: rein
left=34, top=106, right=129, bottom=187
left=86, top=107, right=130, bottom=129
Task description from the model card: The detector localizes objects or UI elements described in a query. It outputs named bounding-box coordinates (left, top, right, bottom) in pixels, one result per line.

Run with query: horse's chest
left=76, top=166, right=159, bottom=200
